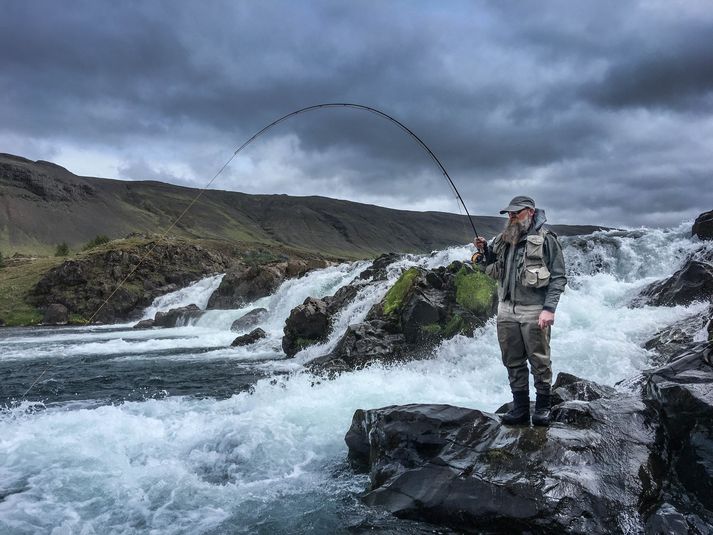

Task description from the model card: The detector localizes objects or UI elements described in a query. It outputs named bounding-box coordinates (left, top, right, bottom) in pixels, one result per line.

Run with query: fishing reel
left=471, top=251, right=486, bottom=265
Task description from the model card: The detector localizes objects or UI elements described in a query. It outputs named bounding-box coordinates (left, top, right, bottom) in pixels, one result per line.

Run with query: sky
left=1, top=0, right=712, bottom=228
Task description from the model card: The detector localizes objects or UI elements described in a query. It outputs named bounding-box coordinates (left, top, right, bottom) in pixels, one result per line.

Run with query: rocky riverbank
left=1, top=235, right=335, bottom=326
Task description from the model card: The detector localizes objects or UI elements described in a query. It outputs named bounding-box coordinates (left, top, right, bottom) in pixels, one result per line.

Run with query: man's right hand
left=474, top=236, right=487, bottom=251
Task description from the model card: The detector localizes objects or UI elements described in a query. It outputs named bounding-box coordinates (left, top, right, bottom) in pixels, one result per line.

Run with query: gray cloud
left=1, top=0, right=712, bottom=228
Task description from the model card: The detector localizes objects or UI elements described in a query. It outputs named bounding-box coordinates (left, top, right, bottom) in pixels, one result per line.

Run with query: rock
left=311, top=263, right=497, bottom=373
left=286, top=258, right=328, bottom=278
left=207, top=265, right=285, bottom=309
left=29, top=239, right=228, bottom=323
left=346, top=389, right=660, bottom=534
left=324, top=283, right=361, bottom=315
left=692, top=209, right=713, bottom=240
left=231, top=327, right=266, bottom=347
left=636, top=256, right=713, bottom=306
left=708, top=304, right=713, bottom=342
left=42, top=303, right=69, bottom=325
left=230, top=308, right=268, bottom=332
left=645, top=342, right=713, bottom=513
left=133, top=319, right=155, bottom=329
left=358, top=253, right=401, bottom=281
left=282, top=297, right=330, bottom=357
left=153, top=304, right=203, bottom=328
left=643, top=313, right=709, bottom=367
left=309, top=320, right=407, bottom=373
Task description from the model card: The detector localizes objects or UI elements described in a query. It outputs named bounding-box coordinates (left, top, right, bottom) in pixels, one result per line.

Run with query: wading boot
left=532, top=392, right=551, bottom=427
left=501, top=391, right=530, bottom=426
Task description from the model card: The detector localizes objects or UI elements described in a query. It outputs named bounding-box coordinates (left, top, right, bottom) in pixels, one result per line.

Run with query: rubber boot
left=501, top=391, right=530, bottom=425
left=531, top=392, right=551, bottom=427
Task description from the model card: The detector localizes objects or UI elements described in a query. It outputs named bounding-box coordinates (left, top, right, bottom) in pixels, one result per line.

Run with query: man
left=474, top=196, right=567, bottom=426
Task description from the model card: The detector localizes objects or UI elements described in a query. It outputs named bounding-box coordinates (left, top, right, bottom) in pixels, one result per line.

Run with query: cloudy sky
left=2, top=1, right=712, bottom=227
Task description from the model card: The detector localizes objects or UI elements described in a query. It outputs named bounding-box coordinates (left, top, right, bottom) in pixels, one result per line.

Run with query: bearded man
left=474, top=196, right=567, bottom=426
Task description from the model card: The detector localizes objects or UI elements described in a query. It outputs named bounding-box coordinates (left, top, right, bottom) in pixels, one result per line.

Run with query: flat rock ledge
left=345, top=342, right=713, bottom=534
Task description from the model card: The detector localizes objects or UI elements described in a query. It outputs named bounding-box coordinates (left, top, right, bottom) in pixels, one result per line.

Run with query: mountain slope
left=0, top=153, right=603, bottom=257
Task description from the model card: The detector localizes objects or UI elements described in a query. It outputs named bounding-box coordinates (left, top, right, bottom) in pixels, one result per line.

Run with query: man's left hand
left=538, top=310, right=555, bottom=329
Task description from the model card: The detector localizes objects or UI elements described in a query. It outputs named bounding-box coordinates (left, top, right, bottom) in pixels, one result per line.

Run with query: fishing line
left=21, top=102, right=478, bottom=399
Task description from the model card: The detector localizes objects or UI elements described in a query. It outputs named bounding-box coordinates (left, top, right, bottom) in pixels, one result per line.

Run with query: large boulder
left=153, top=304, right=203, bottom=328
left=230, top=307, right=268, bottom=332
left=643, top=313, right=709, bottom=367
left=42, top=303, right=69, bottom=325
left=692, top=210, right=713, bottom=240
left=635, top=254, right=713, bottom=306
left=282, top=297, right=330, bottom=357
left=645, top=342, right=713, bottom=514
left=358, top=253, right=402, bottom=281
left=346, top=378, right=660, bottom=533
left=207, top=264, right=285, bottom=309
left=312, top=262, right=497, bottom=373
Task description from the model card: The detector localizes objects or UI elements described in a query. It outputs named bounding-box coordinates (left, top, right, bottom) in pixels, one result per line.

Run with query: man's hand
left=474, top=236, right=487, bottom=251
left=538, top=310, right=555, bottom=329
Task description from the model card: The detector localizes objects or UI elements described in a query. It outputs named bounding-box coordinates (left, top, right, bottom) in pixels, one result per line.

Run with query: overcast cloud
left=1, top=0, right=712, bottom=227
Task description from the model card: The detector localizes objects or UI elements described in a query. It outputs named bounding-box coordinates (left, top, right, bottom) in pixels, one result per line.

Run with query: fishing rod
left=227, top=103, right=479, bottom=238
left=21, top=102, right=478, bottom=399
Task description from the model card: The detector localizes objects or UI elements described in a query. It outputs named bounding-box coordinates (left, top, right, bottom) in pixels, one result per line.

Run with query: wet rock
left=42, top=303, right=69, bottom=325
left=635, top=256, right=713, bottom=307
left=207, top=265, right=285, bottom=309
left=312, top=263, right=497, bottom=373
left=153, top=304, right=203, bottom=328
left=286, top=258, right=329, bottom=278
left=282, top=297, right=330, bottom=357
left=358, top=253, right=401, bottom=281
left=309, top=320, right=407, bottom=373
left=133, top=319, right=155, bottom=329
left=230, top=308, right=268, bottom=332
left=643, top=313, right=709, bottom=367
left=645, top=342, right=713, bottom=513
left=692, top=209, right=713, bottom=240
left=231, top=327, right=266, bottom=347
left=346, top=389, right=660, bottom=534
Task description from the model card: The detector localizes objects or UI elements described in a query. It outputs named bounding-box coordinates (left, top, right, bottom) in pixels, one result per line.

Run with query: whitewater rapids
left=0, top=222, right=709, bottom=534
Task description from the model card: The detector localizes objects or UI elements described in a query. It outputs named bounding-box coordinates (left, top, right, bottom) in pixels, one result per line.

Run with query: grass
left=0, top=256, right=63, bottom=326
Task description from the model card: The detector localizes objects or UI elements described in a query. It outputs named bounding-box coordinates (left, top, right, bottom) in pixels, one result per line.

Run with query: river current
left=0, top=223, right=709, bottom=534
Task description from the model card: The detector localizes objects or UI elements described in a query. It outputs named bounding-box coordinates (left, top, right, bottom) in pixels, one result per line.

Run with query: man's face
left=507, top=208, right=534, bottom=224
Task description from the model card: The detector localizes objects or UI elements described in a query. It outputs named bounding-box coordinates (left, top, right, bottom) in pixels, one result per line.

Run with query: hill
left=0, top=153, right=603, bottom=258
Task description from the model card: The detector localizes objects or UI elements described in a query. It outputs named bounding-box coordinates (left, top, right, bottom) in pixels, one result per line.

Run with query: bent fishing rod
left=225, top=103, right=479, bottom=238
left=22, top=102, right=478, bottom=399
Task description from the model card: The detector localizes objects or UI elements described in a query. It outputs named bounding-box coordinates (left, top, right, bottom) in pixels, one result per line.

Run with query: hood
left=532, top=208, right=547, bottom=232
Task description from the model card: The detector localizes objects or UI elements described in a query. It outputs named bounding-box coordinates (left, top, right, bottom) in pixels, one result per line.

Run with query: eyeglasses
left=507, top=208, right=528, bottom=217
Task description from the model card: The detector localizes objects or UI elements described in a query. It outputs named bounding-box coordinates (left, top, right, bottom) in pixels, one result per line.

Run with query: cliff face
left=0, top=153, right=603, bottom=257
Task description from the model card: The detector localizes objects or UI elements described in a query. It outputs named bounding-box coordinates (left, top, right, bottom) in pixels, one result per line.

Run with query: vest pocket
left=522, top=265, right=551, bottom=288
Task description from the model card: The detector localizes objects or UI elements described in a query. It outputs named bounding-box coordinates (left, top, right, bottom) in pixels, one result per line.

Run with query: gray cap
left=499, top=195, right=535, bottom=214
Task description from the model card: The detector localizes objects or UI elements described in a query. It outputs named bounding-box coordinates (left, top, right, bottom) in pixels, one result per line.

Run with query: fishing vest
left=488, top=228, right=551, bottom=289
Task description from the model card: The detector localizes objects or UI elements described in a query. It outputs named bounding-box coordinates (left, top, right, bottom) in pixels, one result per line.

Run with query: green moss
left=383, top=267, right=420, bottom=316
left=443, top=314, right=466, bottom=338
left=455, top=267, right=497, bottom=316
left=420, top=323, right=442, bottom=335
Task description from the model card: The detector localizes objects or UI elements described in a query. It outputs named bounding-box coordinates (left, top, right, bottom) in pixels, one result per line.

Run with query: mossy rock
left=383, top=267, right=420, bottom=316
left=454, top=266, right=496, bottom=316
left=295, top=337, right=320, bottom=350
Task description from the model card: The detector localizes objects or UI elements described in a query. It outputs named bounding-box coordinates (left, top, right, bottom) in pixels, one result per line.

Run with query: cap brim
left=499, top=204, right=521, bottom=214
